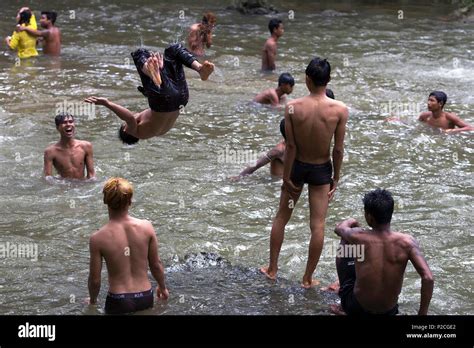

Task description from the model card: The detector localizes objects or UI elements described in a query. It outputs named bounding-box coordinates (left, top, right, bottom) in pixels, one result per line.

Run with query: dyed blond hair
left=103, top=177, right=133, bottom=210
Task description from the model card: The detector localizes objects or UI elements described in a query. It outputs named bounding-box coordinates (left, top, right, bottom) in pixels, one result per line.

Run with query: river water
left=0, top=0, right=472, bottom=315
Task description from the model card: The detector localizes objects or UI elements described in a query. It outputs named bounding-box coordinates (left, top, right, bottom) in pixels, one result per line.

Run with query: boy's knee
left=310, top=222, right=325, bottom=233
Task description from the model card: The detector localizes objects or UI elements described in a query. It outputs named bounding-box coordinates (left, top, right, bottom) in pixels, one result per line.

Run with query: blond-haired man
left=88, top=177, right=168, bottom=314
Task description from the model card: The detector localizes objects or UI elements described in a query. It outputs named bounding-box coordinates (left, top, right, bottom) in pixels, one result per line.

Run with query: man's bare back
left=90, top=216, right=155, bottom=294
left=289, top=95, right=347, bottom=164
left=351, top=230, right=416, bottom=312
left=44, top=139, right=93, bottom=179
left=419, top=111, right=457, bottom=130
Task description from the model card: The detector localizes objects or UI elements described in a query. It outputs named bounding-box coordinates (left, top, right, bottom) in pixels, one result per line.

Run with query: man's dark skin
left=418, top=95, right=472, bottom=133
left=44, top=116, right=95, bottom=180
left=334, top=217, right=434, bottom=315
left=260, top=73, right=348, bottom=288
left=261, top=23, right=284, bottom=71
left=17, top=12, right=61, bottom=56
left=232, top=140, right=285, bottom=179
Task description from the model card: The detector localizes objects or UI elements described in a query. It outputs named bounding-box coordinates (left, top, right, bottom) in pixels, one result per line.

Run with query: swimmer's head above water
left=40, top=11, right=57, bottom=27
left=119, top=124, right=139, bottom=145
left=278, top=73, right=295, bottom=95
left=55, top=113, right=75, bottom=138
left=363, top=188, right=394, bottom=227
left=428, top=91, right=447, bottom=112
left=18, top=9, right=32, bottom=25
left=268, top=18, right=284, bottom=37
left=305, top=57, right=331, bottom=89
left=103, top=177, right=133, bottom=211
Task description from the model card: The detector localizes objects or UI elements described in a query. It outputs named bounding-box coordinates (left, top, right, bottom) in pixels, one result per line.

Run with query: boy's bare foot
left=301, top=278, right=321, bottom=289
left=259, top=266, right=277, bottom=280
left=143, top=54, right=163, bottom=87
left=321, top=281, right=340, bottom=293
left=198, top=61, right=214, bottom=81
left=329, top=304, right=346, bottom=315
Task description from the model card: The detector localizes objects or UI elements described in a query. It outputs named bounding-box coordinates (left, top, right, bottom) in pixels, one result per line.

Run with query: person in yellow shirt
left=5, top=8, right=38, bottom=59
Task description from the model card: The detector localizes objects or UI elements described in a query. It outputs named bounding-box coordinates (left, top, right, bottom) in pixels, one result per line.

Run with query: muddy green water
left=0, top=0, right=472, bottom=315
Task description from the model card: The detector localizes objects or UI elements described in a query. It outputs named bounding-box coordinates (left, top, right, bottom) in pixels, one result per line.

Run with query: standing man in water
left=235, top=89, right=336, bottom=180
left=88, top=177, right=169, bottom=314
left=43, top=113, right=95, bottom=180
left=17, top=11, right=61, bottom=56
left=253, top=72, right=294, bottom=107
left=85, top=43, right=214, bottom=145
left=418, top=91, right=473, bottom=133
left=187, top=12, right=217, bottom=57
left=260, top=58, right=348, bottom=288
left=329, top=189, right=434, bottom=316
left=261, top=18, right=284, bottom=72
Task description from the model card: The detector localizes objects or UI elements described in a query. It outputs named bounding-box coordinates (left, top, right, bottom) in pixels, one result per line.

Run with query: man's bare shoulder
left=419, top=111, right=431, bottom=121
left=445, top=111, right=459, bottom=121
left=389, top=231, right=417, bottom=249
left=44, top=143, right=59, bottom=155
left=130, top=217, right=155, bottom=234
left=329, top=99, right=349, bottom=115
left=78, top=140, right=93, bottom=150
left=264, top=38, right=276, bottom=49
left=90, top=225, right=110, bottom=244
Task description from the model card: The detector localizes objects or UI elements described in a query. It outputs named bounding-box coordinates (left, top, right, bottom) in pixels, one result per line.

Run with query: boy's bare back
left=289, top=95, right=348, bottom=164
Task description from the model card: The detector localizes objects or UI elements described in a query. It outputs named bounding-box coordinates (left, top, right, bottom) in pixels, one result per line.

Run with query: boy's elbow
left=88, top=276, right=101, bottom=288
left=333, top=147, right=344, bottom=156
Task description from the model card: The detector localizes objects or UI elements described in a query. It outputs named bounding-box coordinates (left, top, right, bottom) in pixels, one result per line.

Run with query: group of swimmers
left=5, top=7, right=473, bottom=315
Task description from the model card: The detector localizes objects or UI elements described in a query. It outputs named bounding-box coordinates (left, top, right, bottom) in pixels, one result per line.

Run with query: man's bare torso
left=46, top=140, right=89, bottom=179
left=289, top=95, right=346, bottom=164
left=92, top=216, right=153, bottom=294
left=419, top=111, right=455, bottom=129
left=43, top=27, right=61, bottom=55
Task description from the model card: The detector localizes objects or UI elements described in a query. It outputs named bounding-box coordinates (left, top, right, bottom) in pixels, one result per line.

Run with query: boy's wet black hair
left=363, top=189, right=394, bottom=225
left=306, top=57, right=331, bottom=87
left=429, top=91, right=447, bottom=108
left=278, top=73, right=295, bottom=87
left=55, top=113, right=74, bottom=127
left=268, top=18, right=282, bottom=34
left=119, top=124, right=139, bottom=145
left=41, top=11, right=57, bottom=25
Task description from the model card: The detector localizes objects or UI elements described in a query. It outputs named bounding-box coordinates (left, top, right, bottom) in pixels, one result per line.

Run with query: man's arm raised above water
left=408, top=236, right=434, bottom=315
left=445, top=113, right=473, bottom=133
left=88, top=233, right=103, bottom=305
left=147, top=222, right=169, bottom=300
left=329, top=105, right=348, bottom=200
left=334, top=218, right=364, bottom=244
